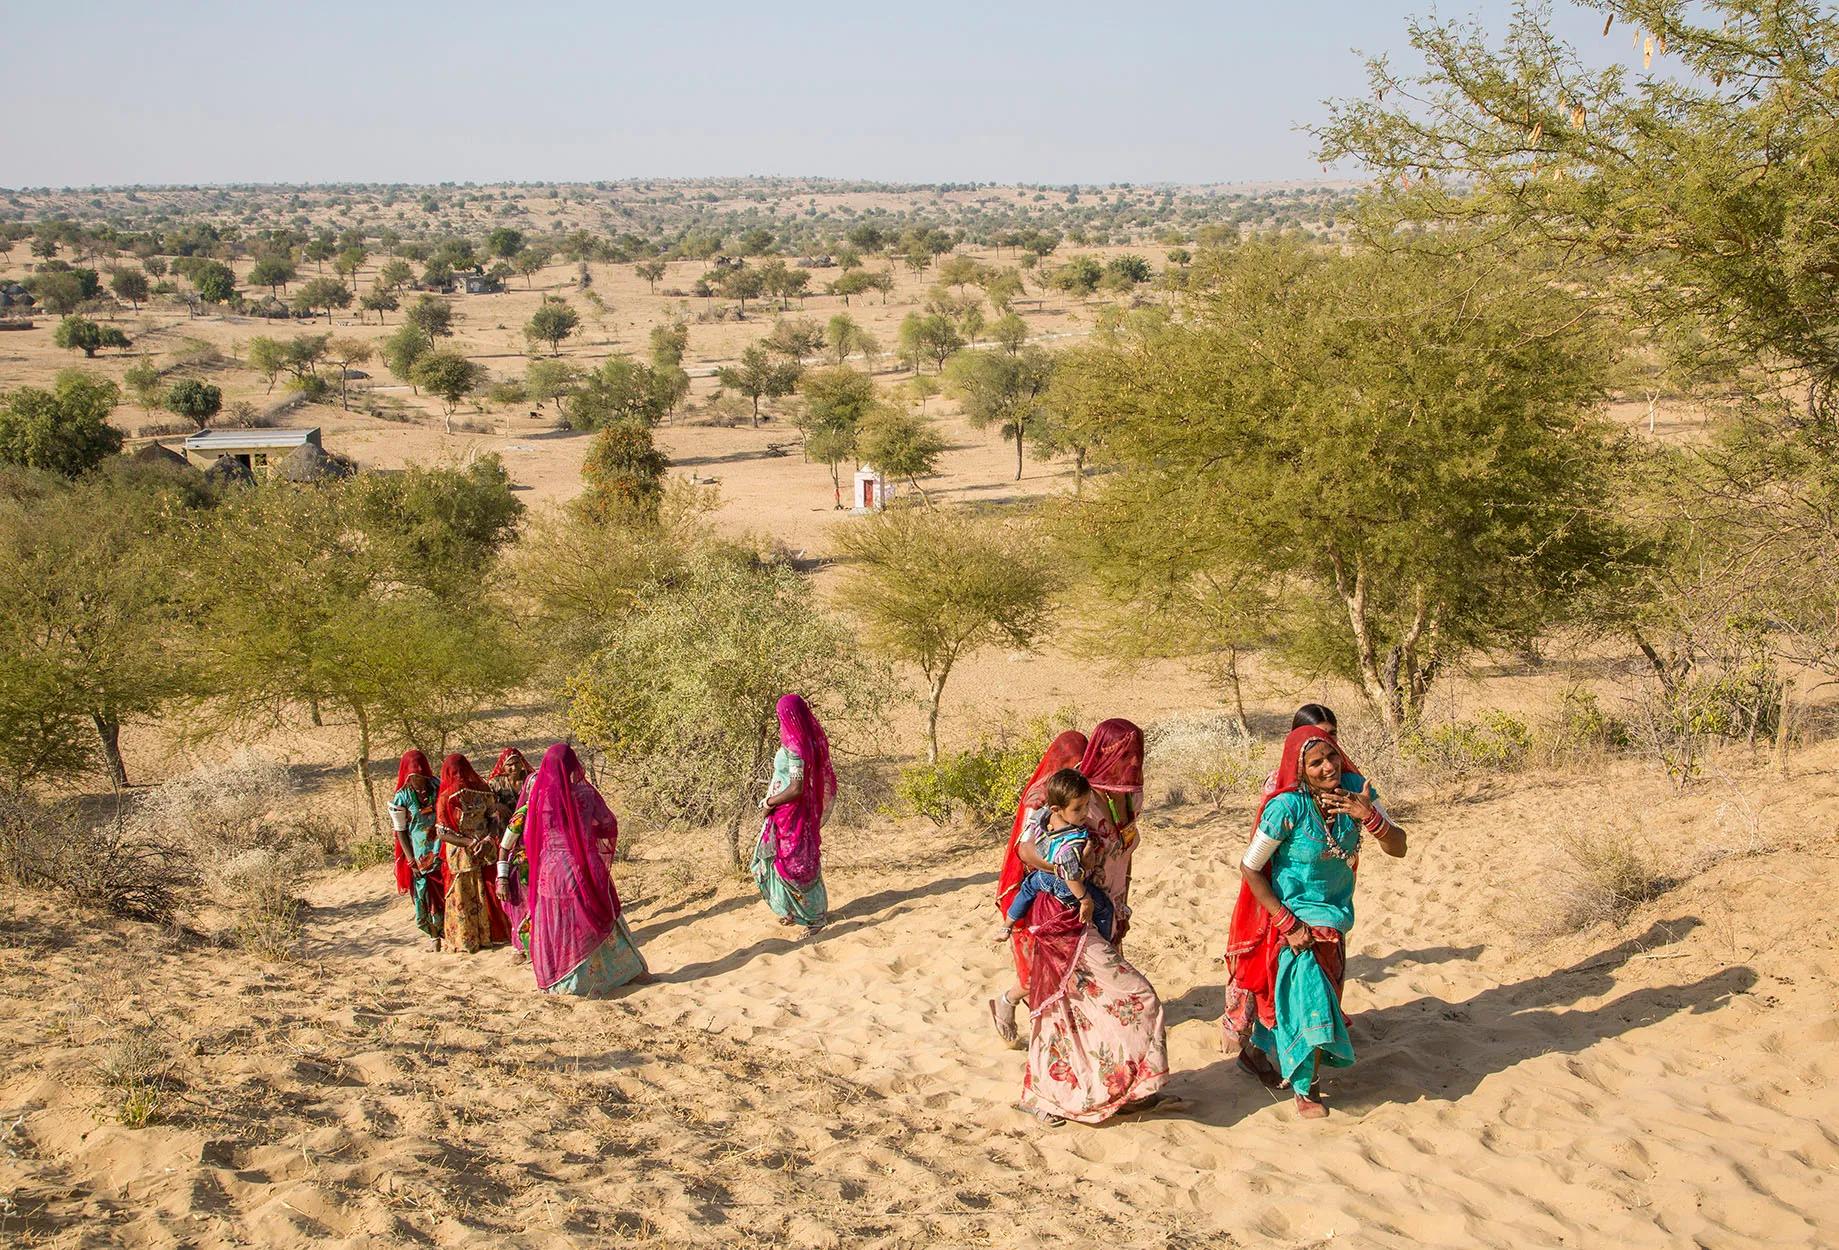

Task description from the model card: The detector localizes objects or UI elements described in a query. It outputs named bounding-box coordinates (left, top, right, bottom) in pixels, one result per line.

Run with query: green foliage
left=109, top=267, right=149, bottom=310
left=796, top=366, right=879, bottom=503
left=857, top=408, right=946, bottom=498
left=0, top=468, right=201, bottom=787
left=52, top=315, right=130, bottom=358
left=1051, top=255, right=1102, bottom=298
left=248, top=253, right=297, bottom=293
left=1070, top=237, right=1635, bottom=732
left=837, top=508, right=1049, bottom=762
left=524, top=358, right=581, bottom=411
left=897, top=715, right=1061, bottom=832
left=717, top=343, right=801, bottom=425
left=525, top=297, right=580, bottom=354
left=162, top=378, right=222, bottom=428
left=943, top=346, right=1054, bottom=480
left=635, top=258, right=668, bottom=291
left=30, top=269, right=91, bottom=315
left=0, top=371, right=123, bottom=477
left=380, top=324, right=428, bottom=389
left=565, top=554, right=890, bottom=865
left=409, top=350, right=484, bottom=417
left=292, top=276, right=351, bottom=322
left=485, top=227, right=525, bottom=260
left=897, top=312, right=965, bottom=373
left=404, top=293, right=454, bottom=346
left=580, top=420, right=669, bottom=525
left=1402, top=711, right=1532, bottom=778
left=122, top=355, right=162, bottom=410
left=350, top=455, right=525, bottom=600
left=567, top=355, right=671, bottom=430
left=189, top=260, right=238, bottom=304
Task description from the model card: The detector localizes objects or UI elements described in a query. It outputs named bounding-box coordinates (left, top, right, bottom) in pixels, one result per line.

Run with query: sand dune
left=4, top=743, right=1836, bottom=1248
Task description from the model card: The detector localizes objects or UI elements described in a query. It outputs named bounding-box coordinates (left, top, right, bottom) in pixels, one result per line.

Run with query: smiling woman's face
left=1302, top=741, right=1343, bottom=792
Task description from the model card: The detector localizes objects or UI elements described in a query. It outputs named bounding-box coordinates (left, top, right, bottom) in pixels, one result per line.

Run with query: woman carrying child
left=1224, top=724, right=1408, bottom=1119
left=752, top=694, right=835, bottom=935
left=991, top=729, right=1089, bottom=1043
left=1009, top=743, right=1168, bottom=1126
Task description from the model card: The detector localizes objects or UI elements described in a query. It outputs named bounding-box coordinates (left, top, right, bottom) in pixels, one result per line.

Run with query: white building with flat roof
left=182, top=428, right=321, bottom=476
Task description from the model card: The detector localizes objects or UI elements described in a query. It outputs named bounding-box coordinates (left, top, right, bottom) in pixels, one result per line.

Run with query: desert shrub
left=345, top=830, right=394, bottom=871
left=286, top=374, right=332, bottom=402
left=0, top=794, right=188, bottom=923
left=171, top=338, right=224, bottom=370
left=449, top=416, right=497, bottom=434
left=1144, top=713, right=1259, bottom=808
left=897, top=714, right=1067, bottom=832
left=127, top=752, right=314, bottom=955
left=136, top=417, right=195, bottom=438
left=1538, top=824, right=1672, bottom=935
left=214, top=400, right=260, bottom=428
left=1534, top=687, right=1629, bottom=766
left=216, top=846, right=313, bottom=958
left=100, top=1027, right=171, bottom=1128
left=1402, top=711, right=1531, bottom=778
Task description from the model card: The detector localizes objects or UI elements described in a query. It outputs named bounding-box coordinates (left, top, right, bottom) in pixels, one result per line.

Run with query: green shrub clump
left=1402, top=710, right=1531, bottom=777
left=897, top=715, right=1069, bottom=832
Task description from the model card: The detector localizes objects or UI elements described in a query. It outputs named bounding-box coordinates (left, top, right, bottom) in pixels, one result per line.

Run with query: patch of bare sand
left=5, top=745, right=1836, bottom=1248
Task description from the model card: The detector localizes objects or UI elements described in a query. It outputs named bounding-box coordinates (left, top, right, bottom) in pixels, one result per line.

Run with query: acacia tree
left=525, top=297, right=581, bottom=355
left=717, top=343, right=801, bottom=426
left=0, top=469, right=201, bottom=788
left=411, top=351, right=485, bottom=432
left=1316, top=0, right=1839, bottom=680
left=857, top=408, right=947, bottom=504
left=635, top=258, right=668, bottom=291
left=162, top=378, right=222, bottom=429
left=580, top=420, right=669, bottom=525
left=1071, top=238, right=1636, bottom=733
left=797, top=367, right=877, bottom=506
left=838, top=508, right=1049, bottom=763
left=109, top=268, right=149, bottom=312
left=566, top=554, right=889, bottom=868
left=325, top=336, right=373, bottom=411
left=944, top=346, right=1054, bottom=479
left=0, top=371, right=123, bottom=477
left=187, top=478, right=522, bottom=829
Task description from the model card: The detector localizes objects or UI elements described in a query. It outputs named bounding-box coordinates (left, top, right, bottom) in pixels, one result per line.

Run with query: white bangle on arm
left=1241, top=832, right=1283, bottom=872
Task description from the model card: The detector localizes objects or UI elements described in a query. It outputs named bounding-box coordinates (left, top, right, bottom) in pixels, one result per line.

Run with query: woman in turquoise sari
left=1224, top=724, right=1407, bottom=1119
left=388, top=749, right=445, bottom=950
left=752, top=694, right=834, bottom=934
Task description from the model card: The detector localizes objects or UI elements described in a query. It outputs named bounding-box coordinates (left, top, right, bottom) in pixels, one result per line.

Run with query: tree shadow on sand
left=1161, top=916, right=1756, bottom=1128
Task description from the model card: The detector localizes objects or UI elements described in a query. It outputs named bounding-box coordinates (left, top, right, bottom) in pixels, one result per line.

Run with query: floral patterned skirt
left=1020, top=917, right=1169, bottom=1124
left=442, top=846, right=494, bottom=954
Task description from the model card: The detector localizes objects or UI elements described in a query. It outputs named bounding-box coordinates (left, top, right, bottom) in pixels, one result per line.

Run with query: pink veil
left=523, top=742, right=618, bottom=990
left=766, top=694, right=835, bottom=888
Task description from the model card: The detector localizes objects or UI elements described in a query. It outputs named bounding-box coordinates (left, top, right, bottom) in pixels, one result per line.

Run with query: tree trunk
left=1073, top=447, right=1086, bottom=495
left=1328, top=547, right=1397, bottom=735
left=1014, top=429, right=1024, bottom=480
left=354, top=705, right=381, bottom=834
left=1631, top=628, right=1676, bottom=693
left=1224, top=648, right=1251, bottom=739
left=309, top=696, right=323, bottom=727
left=93, top=714, right=128, bottom=789
left=925, top=663, right=953, bottom=764
left=724, top=728, right=772, bottom=870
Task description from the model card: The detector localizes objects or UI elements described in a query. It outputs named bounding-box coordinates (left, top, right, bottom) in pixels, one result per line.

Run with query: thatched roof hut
left=275, top=441, right=355, bottom=483
left=132, top=440, right=191, bottom=469
left=203, top=453, right=255, bottom=488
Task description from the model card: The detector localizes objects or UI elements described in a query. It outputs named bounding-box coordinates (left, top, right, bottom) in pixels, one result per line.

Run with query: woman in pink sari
left=1014, top=718, right=1167, bottom=1125
left=523, top=743, right=651, bottom=996
left=752, top=694, right=835, bottom=934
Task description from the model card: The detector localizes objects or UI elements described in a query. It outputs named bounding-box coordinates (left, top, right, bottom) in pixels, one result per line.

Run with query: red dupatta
left=435, top=753, right=490, bottom=893
left=488, top=747, right=531, bottom=785
left=1225, top=725, right=1351, bottom=1026
left=391, top=749, right=435, bottom=894
left=996, top=730, right=1089, bottom=993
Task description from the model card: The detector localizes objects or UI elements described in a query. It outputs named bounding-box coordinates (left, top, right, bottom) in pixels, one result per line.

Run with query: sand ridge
left=4, top=745, right=1836, bottom=1248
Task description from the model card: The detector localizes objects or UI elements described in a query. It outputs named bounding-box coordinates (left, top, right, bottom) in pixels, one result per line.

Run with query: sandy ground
left=4, top=739, right=1836, bottom=1249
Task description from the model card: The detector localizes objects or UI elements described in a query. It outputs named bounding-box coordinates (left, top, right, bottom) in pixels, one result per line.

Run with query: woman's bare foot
left=428, top=937, right=442, bottom=952
left=1294, top=1093, right=1328, bottom=1119
left=1014, top=1101, right=1065, bottom=1128
left=778, top=915, right=798, bottom=926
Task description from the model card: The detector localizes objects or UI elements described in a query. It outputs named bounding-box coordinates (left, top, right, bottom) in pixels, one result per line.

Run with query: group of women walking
left=988, top=704, right=1407, bottom=1125
left=385, top=693, right=1407, bottom=1124
left=386, top=694, right=834, bottom=998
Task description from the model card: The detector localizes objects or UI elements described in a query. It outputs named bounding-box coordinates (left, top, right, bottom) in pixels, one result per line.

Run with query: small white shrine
left=851, top=466, right=889, bottom=513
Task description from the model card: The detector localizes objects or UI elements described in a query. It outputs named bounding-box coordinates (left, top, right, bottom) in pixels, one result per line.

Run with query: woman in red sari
left=989, top=729, right=1088, bottom=1047
left=1013, top=719, right=1167, bottom=1126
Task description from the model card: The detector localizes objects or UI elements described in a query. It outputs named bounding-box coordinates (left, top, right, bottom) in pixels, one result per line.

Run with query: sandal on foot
left=988, top=995, right=1020, bottom=1047
left=1014, top=1101, right=1065, bottom=1128
left=1294, top=1093, right=1328, bottom=1120
left=1237, top=1049, right=1282, bottom=1088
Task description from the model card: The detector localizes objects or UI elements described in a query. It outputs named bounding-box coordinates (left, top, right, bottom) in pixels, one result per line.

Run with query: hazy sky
left=5, top=1, right=1626, bottom=187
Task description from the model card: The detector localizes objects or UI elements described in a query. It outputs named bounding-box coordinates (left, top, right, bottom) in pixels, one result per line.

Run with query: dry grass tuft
left=100, top=1027, right=171, bottom=1128
left=0, top=795, right=189, bottom=924
left=1144, top=713, right=1260, bottom=809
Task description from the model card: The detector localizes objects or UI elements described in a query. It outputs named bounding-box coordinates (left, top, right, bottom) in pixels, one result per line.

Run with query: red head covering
left=1079, top=719, right=1144, bottom=794
left=1226, top=725, right=1348, bottom=1025
left=488, top=747, right=531, bottom=783
left=435, top=753, right=490, bottom=830
left=996, top=729, right=1089, bottom=991
left=391, top=749, right=436, bottom=893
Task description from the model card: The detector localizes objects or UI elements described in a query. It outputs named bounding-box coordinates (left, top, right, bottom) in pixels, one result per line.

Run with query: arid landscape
left=5, top=4, right=1839, bottom=1248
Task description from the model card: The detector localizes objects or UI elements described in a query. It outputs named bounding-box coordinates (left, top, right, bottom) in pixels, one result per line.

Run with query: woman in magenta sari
left=752, top=693, right=835, bottom=934
left=1014, top=718, right=1167, bottom=1126
left=523, top=743, right=651, bottom=996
